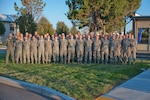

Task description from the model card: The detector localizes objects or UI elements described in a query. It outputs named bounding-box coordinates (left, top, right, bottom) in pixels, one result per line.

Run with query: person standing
left=121, top=34, right=132, bottom=64
left=59, top=34, right=68, bottom=64
left=131, top=34, right=137, bottom=64
left=5, top=33, right=15, bottom=64
left=127, top=34, right=133, bottom=64
left=67, top=34, right=76, bottom=63
left=101, top=35, right=109, bottom=64
left=116, top=34, right=123, bottom=63
left=22, top=36, right=30, bottom=64
left=30, top=36, right=38, bottom=64
left=84, top=35, right=93, bottom=64
left=93, top=34, right=101, bottom=64
left=37, top=35, right=45, bottom=64
left=52, top=36, right=59, bottom=63
left=109, top=35, right=118, bottom=64
left=44, top=35, right=52, bottom=64
left=76, top=35, right=84, bottom=63
left=15, top=36, right=23, bottom=64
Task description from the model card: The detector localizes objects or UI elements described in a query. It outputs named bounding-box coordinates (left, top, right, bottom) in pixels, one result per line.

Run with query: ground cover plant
left=0, top=53, right=150, bottom=100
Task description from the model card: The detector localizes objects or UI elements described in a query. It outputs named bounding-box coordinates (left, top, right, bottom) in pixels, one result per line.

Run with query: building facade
left=0, top=13, right=19, bottom=42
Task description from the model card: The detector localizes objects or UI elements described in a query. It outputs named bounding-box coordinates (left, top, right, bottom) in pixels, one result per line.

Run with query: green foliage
left=18, top=14, right=36, bottom=34
left=0, top=21, right=5, bottom=35
left=56, top=21, right=69, bottom=34
left=70, top=25, right=78, bottom=35
left=142, top=29, right=149, bottom=38
left=125, top=0, right=141, bottom=18
left=14, top=0, right=46, bottom=21
left=14, top=0, right=46, bottom=34
left=0, top=53, right=150, bottom=99
left=66, top=0, right=141, bottom=33
left=37, top=17, right=54, bottom=35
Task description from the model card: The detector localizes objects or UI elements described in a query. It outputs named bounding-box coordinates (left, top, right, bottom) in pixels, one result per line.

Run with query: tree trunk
left=124, top=16, right=126, bottom=35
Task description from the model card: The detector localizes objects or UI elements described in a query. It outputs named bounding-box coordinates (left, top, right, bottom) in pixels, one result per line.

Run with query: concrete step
left=136, top=50, right=150, bottom=60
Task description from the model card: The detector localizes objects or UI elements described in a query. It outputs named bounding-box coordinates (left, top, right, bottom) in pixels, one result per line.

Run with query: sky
left=0, top=0, right=150, bottom=32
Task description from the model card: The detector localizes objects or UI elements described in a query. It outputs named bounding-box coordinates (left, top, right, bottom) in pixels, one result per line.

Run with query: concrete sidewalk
left=0, top=83, right=52, bottom=100
left=0, top=76, right=75, bottom=100
left=96, top=69, right=150, bottom=100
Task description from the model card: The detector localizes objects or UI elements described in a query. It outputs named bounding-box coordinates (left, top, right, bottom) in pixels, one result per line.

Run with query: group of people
left=5, top=31, right=137, bottom=64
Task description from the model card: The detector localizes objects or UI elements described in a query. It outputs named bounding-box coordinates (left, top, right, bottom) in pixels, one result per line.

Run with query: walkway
left=96, top=69, right=150, bottom=100
left=0, top=83, right=52, bottom=100
left=0, top=76, right=75, bottom=100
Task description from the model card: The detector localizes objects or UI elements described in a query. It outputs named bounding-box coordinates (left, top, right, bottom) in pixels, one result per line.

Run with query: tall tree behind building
left=123, top=0, right=141, bottom=34
left=66, top=0, right=141, bottom=34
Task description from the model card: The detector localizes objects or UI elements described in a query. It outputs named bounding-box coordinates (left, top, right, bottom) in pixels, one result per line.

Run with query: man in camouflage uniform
left=84, top=35, right=93, bottom=64
left=101, top=35, right=109, bottom=64
left=15, top=36, right=23, bottom=64
left=130, top=34, right=137, bottom=64
left=22, top=36, right=30, bottom=64
left=44, top=35, right=52, bottom=64
left=76, top=35, right=84, bottom=63
left=30, top=36, right=38, bottom=64
left=59, top=34, right=68, bottom=64
left=67, top=34, right=76, bottom=63
left=74, top=34, right=79, bottom=62
left=52, top=36, right=59, bottom=63
left=109, top=35, right=118, bottom=64
left=5, top=33, right=15, bottom=64
left=93, top=34, right=101, bottom=64
left=37, top=35, right=45, bottom=64
left=116, top=34, right=123, bottom=63
left=121, top=34, right=132, bottom=64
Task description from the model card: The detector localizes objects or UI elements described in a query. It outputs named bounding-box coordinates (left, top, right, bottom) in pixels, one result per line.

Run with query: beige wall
left=1, top=22, right=18, bottom=42
left=137, top=44, right=149, bottom=51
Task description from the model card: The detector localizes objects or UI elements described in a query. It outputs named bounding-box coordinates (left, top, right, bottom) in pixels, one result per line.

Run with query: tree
left=66, top=0, right=141, bottom=34
left=56, top=21, right=69, bottom=34
left=18, top=14, right=36, bottom=34
left=123, top=0, right=141, bottom=34
left=0, top=21, right=5, bottom=35
left=14, top=0, right=46, bottom=34
left=70, top=25, right=78, bottom=35
left=37, top=17, right=54, bottom=35
left=14, top=0, right=46, bottom=21
left=66, top=0, right=118, bottom=33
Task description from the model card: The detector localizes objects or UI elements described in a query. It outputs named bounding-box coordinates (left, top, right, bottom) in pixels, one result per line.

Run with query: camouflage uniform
left=84, top=38, right=93, bottom=63
left=37, top=38, right=45, bottom=64
left=76, top=38, right=84, bottom=63
left=101, top=37, right=109, bottom=64
left=5, top=36, right=15, bottom=64
left=59, top=38, right=68, bottom=64
left=109, top=37, right=118, bottom=64
left=67, top=38, right=76, bottom=63
left=30, top=39, right=38, bottom=64
left=15, top=40, right=23, bottom=64
left=130, top=38, right=137, bottom=64
left=121, top=38, right=131, bottom=64
left=93, top=38, right=101, bottom=64
left=52, top=38, right=59, bottom=63
left=22, top=39, right=30, bottom=64
left=116, top=38, right=122, bottom=63
left=44, top=38, right=52, bottom=64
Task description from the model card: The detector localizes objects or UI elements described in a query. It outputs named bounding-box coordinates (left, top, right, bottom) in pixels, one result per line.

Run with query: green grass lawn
left=0, top=53, right=150, bottom=100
